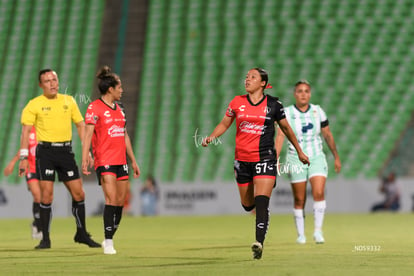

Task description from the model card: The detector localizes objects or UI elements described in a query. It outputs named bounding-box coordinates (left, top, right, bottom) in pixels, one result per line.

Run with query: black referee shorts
left=36, top=142, right=80, bottom=182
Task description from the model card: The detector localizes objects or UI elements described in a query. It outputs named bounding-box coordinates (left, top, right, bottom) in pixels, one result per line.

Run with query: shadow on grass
left=183, top=244, right=247, bottom=251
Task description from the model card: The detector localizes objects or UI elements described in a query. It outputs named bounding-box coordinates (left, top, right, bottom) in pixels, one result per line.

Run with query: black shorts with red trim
left=25, top=171, right=39, bottom=183
left=96, top=165, right=129, bottom=185
left=234, top=159, right=276, bottom=186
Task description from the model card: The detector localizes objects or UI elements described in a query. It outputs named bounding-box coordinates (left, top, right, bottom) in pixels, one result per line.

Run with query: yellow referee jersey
left=21, top=94, right=84, bottom=142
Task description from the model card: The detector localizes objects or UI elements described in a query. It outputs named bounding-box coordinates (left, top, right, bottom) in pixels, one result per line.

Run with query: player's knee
left=71, top=190, right=85, bottom=201
left=242, top=203, right=255, bottom=212
left=294, top=198, right=306, bottom=208
left=41, top=193, right=53, bottom=204
left=313, top=192, right=324, bottom=201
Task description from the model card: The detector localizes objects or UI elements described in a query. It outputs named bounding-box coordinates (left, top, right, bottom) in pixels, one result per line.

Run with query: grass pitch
left=0, top=213, right=413, bottom=275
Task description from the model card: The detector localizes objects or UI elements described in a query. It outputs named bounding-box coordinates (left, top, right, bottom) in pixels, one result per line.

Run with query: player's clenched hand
left=334, top=157, right=341, bottom=173
left=298, top=152, right=310, bottom=165
left=202, top=136, right=213, bottom=147
left=18, top=160, right=29, bottom=176
left=82, top=158, right=91, bottom=175
left=132, top=162, right=140, bottom=178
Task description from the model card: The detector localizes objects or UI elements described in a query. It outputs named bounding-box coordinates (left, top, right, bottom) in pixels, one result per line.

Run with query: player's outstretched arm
left=321, top=125, right=341, bottom=173
left=4, top=152, right=19, bottom=176
left=277, top=118, right=309, bottom=165
left=202, top=115, right=235, bottom=147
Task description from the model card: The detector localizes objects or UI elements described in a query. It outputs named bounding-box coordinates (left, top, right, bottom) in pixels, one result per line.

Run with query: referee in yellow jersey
left=18, top=69, right=100, bottom=249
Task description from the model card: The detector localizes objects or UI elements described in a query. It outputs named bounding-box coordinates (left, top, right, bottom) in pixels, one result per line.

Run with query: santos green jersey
left=284, top=104, right=329, bottom=158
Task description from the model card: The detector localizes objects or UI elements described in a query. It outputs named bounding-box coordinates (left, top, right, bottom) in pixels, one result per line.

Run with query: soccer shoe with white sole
left=313, top=230, right=325, bottom=244
left=296, top=235, right=306, bottom=244
left=102, top=240, right=117, bottom=255
left=251, top=241, right=263, bottom=260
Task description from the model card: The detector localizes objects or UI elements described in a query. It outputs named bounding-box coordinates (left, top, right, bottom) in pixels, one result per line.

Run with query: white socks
left=294, top=200, right=327, bottom=236
left=293, top=209, right=305, bottom=236
left=104, top=239, right=113, bottom=247
left=313, top=200, right=326, bottom=231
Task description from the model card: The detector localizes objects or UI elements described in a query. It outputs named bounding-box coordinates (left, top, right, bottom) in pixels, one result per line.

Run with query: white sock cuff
left=293, top=208, right=304, bottom=217
left=313, top=200, right=326, bottom=209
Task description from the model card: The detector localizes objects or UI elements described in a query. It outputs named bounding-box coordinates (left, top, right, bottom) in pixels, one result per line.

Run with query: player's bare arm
left=277, top=118, right=310, bottom=165
left=125, top=130, right=140, bottom=178
left=202, top=115, right=235, bottom=147
left=18, top=124, right=33, bottom=176
left=274, top=125, right=286, bottom=158
left=321, top=125, right=341, bottom=173
left=81, top=124, right=95, bottom=175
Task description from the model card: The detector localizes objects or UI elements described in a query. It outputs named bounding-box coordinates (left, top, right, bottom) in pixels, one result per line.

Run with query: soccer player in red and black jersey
left=203, top=68, right=310, bottom=259
left=82, top=66, right=140, bottom=255
left=4, top=126, right=42, bottom=239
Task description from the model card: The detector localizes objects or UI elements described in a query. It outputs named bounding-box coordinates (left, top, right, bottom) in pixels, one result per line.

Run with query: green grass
left=1, top=213, right=414, bottom=275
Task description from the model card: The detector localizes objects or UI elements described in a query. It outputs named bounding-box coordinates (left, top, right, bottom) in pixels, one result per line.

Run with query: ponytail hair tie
left=265, top=83, right=273, bottom=89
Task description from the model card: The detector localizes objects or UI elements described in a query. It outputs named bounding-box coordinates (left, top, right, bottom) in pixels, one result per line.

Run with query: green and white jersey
left=284, top=104, right=329, bottom=158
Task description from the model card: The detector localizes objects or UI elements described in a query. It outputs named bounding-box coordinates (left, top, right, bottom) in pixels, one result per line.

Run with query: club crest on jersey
left=263, top=106, right=271, bottom=114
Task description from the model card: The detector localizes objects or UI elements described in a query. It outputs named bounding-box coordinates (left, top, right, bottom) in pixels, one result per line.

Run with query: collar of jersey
left=293, top=104, right=311, bottom=113
left=247, top=94, right=266, bottom=106
left=99, top=98, right=117, bottom=110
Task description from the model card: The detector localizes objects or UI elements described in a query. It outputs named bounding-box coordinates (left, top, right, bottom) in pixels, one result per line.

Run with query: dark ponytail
left=96, top=66, right=120, bottom=94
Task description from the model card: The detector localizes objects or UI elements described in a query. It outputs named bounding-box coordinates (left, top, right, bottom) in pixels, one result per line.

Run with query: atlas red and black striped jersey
left=85, top=99, right=127, bottom=169
left=226, top=94, right=286, bottom=162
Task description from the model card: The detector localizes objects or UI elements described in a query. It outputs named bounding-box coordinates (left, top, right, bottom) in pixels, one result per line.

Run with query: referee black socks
left=39, top=203, right=52, bottom=242
left=255, top=195, right=270, bottom=245
left=72, top=200, right=86, bottom=231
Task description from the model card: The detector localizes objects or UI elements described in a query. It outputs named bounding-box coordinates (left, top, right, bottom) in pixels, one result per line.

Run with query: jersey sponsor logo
left=301, top=123, right=314, bottom=133
left=239, top=121, right=267, bottom=135
left=42, top=107, right=51, bottom=111
left=85, top=112, right=94, bottom=120
left=104, top=111, right=111, bottom=117
left=239, top=105, right=246, bottom=112
left=108, top=125, right=125, bottom=137
left=105, top=118, right=113, bottom=124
